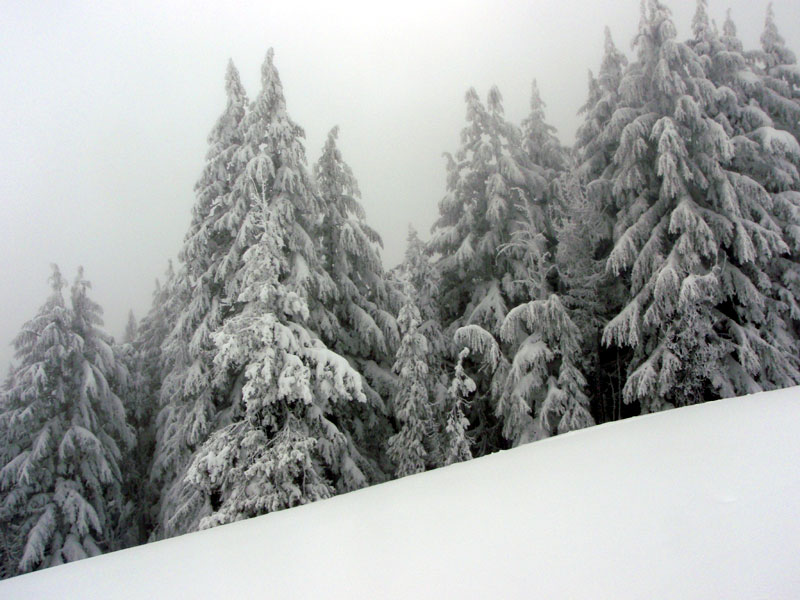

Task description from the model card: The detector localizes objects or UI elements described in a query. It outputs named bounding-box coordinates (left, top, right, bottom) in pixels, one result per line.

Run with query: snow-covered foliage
left=0, top=267, right=133, bottom=576
left=386, top=295, right=437, bottom=477
left=751, top=3, right=800, bottom=142
left=149, top=50, right=390, bottom=536
left=5, top=0, right=800, bottom=575
left=150, top=61, right=250, bottom=538
left=185, top=208, right=374, bottom=528
left=441, top=349, right=473, bottom=466
left=311, top=126, right=399, bottom=467
left=592, top=0, right=800, bottom=411
left=430, top=83, right=568, bottom=453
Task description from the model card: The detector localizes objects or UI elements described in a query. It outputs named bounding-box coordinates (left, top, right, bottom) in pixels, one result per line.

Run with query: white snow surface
left=4, top=387, right=800, bottom=599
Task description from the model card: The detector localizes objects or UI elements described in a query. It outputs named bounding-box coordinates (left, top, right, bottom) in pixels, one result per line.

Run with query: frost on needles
left=2, top=0, right=800, bottom=579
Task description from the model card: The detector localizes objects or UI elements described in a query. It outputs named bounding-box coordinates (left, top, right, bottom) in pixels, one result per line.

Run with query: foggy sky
left=1, top=0, right=798, bottom=372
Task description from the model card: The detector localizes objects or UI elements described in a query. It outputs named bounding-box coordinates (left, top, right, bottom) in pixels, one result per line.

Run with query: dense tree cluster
left=2, top=0, right=799, bottom=578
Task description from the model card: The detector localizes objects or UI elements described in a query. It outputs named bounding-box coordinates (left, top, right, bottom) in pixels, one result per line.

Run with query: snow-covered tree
left=185, top=208, right=374, bottom=528
left=597, top=1, right=800, bottom=412
left=441, top=349, right=473, bottom=466
left=150, top=60, right=252, bottom=538
left=0, top=267, right=133, bottom=576
left=311, top=126, right=399, bottom=468
left=430, top=86, right=547, bottom=453
left=432, top=81, right=585, bottom=452
left=751, top=3, right=800, bottom=142
left=386, top=297, right=434, bottom=477
left=576, top=26, right=629, bottom=190
left=157, top=50, right=386, bottom=535
left=312, top=126, right=397, bottom=361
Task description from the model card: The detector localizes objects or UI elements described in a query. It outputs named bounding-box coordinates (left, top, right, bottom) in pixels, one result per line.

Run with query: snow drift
left=3, top=387, right=800, bottom=599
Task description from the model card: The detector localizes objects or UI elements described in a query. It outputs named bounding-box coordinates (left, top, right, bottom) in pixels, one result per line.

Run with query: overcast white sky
left=1, top=0, right=798, bottom=372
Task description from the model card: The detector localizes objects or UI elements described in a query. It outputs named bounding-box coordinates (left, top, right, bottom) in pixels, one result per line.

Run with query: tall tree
left=311, top=126, right=399, bottom=470
left=0, top=267, right=133, bottom=576
left=386, top=295, right=435, bottom=477
left=150, top=60, right=250, bottom=538
left=430, top=86, right=546, bottom=454
left=752, top=3, right=800, bottom=142
left=598, top=1, right=800, bottom=412
left=186, top=206, right=374, bottom=528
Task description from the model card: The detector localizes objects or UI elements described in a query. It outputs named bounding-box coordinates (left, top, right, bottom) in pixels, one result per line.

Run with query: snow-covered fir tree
left=386, top=294, right=435, bottom=477
left=185, top=207, right=375, bottom=528
left=150, top=60, right=251, bottom=538
left=155, top=50, right=389, bottom=535
left=0, top=267, right=133, bottom=576
left=432, top=81, right=588, bottom=452
left=691, top=1, right=800, bottom=391
left=430, top=85, right=546, bottom=453
left=596, top=0, right=800, bottom=412
left=441, top=349, right=473, bottom=466
left=752, top=3, right=800, bottom=142
left=311, top=126, right=399, bottom=468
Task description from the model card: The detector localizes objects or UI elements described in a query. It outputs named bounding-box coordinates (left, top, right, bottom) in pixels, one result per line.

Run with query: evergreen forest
left=2, top=0, right=800, bottom=578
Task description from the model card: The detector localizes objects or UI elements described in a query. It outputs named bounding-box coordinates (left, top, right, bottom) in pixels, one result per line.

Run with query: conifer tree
left=186, top=208, right=374, bottom=528
left=0, top=267, right=133, bottom=576
left=158, top=50, right=386, bottom=535
left=442, top=349, right=473, bottom=466
left=597, top=1, right=800, bottom=412
left=576, top=27, right=628, bottom=189
left=312, top=127, right=397, bottom=363
left=386, top=295, right=434, bottom=477
left=150, top=61, right=251, bottom=538
left=311, top=127, right=399, bottom=467
left=572, top=28, right=633, bottom=421
left=431, top=86, right=546, bottom=453
left=752, top=3, right=800, bottom=142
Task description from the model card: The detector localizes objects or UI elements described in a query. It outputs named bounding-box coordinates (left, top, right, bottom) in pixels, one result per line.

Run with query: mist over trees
left=2, top=0, right=800, bottom=578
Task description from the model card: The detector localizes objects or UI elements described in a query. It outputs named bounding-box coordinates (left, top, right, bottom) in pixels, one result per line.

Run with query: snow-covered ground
left=3, top=387, right=800, bottom=599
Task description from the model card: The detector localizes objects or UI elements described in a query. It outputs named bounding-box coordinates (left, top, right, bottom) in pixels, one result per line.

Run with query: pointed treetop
left=691, top=0, right=711, bottom=42
left=124, top=310, right=138, bottom=344
left=759, top=2, right=795, bottom=64
left=257, top=47, right=286, bottom=112
left=487, top=86, right=504, bottom=115
left=761, top=3, right=780, bottom=49
left=224, top=58, right=246, bottom=99
left=599, top=27, right=627, bottom=92
left=407, top=224, right=419, bottom=244
left=327, top=124, right=340, bottom=142
left=48, top=263, right=65, bottom=293
left=721, top=9, right=742, bottom=51
left=529, top=79, right=545, bottom=112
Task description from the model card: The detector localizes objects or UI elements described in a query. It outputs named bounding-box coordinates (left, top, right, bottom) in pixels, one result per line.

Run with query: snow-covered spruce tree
left=572, top=27, right=633, bottom=422
left=432, top=83, right=584, bottom=451
left=390, top=227, right=451, bottom=467
left=485, top=192, right=594, bottom=445
left=150, top=61, right=251, bottom=538
left=551, top=174, right=626, bottom=424
left=598, top=1, right=800, bottom=412
left=134, top=263, right=180, bottom=525
left=185, top=208, right=374, bottom=528
left=576, top=27, right=628, bottom=187
left=158, top=50, right=384, bottom=534
left=0, top=267, right=133, bottom=576
left=751, top=3, right=800, bottom=142
left=430, top=86, right=549, bottom=454
left=386, top=293, right=436, bottom=477
left=117, top=268, right=183, bottom=546
left=311, top=126, right=399, bottom=467
left=441, top=349, right=473, bottom=466
left=691, top=2, right=800, bottom=389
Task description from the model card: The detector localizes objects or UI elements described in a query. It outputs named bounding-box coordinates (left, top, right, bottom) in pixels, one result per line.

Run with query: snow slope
left=3, top=387, right=800, bottom=599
